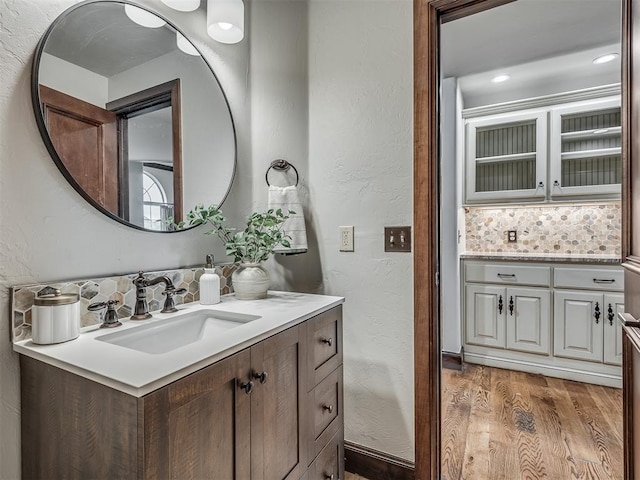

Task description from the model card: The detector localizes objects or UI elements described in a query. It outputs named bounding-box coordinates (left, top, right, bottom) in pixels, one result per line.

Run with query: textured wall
left=0, top=1, right=251, bottom=477
left=465, top=202, right=621, bottom=256
left=308, top=0, right=415, bottom=461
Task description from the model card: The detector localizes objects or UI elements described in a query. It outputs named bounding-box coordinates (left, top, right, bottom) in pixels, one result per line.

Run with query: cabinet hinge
left=435, top=271, right=440, bottom=286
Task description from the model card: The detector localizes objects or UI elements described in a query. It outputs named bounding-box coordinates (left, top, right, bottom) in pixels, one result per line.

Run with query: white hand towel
left=268, top=185, right=308, bottom=255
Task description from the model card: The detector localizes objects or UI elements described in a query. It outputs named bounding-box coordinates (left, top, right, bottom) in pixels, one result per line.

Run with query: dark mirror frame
left=31, top=0, right=237, bottom=233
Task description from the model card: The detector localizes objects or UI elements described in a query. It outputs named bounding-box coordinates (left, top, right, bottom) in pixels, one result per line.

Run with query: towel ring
left=265, top=159, right=299, bottom=187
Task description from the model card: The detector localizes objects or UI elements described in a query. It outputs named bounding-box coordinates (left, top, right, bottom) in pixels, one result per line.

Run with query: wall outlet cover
left=339, top=226, right=354, bottom=252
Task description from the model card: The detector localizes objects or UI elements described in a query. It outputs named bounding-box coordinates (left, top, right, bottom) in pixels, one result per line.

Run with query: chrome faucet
left=131, top=271, right=187, bottom=320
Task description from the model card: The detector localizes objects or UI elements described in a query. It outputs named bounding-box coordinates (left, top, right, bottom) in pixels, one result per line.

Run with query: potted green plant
left=177, top=204, right=293, bottom=300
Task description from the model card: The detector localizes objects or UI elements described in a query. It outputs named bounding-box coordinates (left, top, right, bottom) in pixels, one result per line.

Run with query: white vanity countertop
left=14, top=291, right=344, bottom=397
left=460, top=252, right=621, bottom=264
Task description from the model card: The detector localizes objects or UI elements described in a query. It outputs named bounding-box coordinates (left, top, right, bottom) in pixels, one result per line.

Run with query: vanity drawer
left=309, top=366, right=343, bottom=461
left=308, top=306, right=342, bottom=388
left=465, top=263, right=551, bottom=287
left=554, top=267, right=624, bottom=291
left=309, top=427, right=344, bottom=480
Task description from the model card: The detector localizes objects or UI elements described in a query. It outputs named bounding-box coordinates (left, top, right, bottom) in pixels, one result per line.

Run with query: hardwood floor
left=441, top=365, right=623, bottom=480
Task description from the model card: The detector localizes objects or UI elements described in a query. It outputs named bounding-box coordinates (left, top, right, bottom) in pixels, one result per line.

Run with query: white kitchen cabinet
left=465, top=283, right=550, bottom=355
left=466, top=110, right=547, bottom=203
left=549, top=97, right=621, bottom=198
left=463, top=260, right=624, bottom=387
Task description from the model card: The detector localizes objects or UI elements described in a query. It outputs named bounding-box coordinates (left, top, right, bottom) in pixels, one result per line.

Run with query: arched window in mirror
left=142, top=171, right=169, bottom=231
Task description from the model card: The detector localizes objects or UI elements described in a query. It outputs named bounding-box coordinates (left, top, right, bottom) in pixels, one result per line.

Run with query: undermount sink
left=96, top=309, right=261, bottom=354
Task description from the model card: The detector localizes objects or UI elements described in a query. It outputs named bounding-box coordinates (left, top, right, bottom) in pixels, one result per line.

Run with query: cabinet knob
left=323, top=404, right=334, bottom=414
left=239, top=380, right=254, bottom=395
left=608, top=303, right=615, bottom=326
left=321, top=337, right=333, bottom=347
left=538, top=181, right=545, bottom=188
left=253, top=371, right=268, bottom=384
left=594, top=302, right=601, bottom=324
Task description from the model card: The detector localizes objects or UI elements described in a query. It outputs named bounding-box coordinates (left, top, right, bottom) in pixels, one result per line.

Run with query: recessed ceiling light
left=491, top=74, right=511, bottom=83
left=124, top=5, right=166, bottom=28
left=593, top=53, right=619, bottom=65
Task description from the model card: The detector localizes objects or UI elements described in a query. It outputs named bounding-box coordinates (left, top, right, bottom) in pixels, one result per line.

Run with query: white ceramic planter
left=232, top=263, right=270, bottom=300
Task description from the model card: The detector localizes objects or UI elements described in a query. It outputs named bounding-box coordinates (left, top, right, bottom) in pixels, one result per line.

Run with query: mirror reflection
left=33, top=1, right=236, bottom=232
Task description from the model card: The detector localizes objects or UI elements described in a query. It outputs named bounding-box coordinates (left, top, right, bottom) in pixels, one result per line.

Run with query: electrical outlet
left=508, top=230, right=517, bottom=243
left=339, top=226, right=354, bottom=252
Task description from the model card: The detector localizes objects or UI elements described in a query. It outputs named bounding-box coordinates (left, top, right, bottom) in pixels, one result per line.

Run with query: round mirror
left=32, top=0, right=236, bottom=232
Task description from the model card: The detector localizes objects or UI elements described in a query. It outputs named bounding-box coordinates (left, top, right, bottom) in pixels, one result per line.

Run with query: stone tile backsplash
left=11, top=264, right=238, bottom=343
left=464, top=202, right=621, bottom=256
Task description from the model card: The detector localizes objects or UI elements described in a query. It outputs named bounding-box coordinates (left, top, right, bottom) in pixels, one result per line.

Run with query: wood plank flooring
left=441, top=365, right=623, bottom=480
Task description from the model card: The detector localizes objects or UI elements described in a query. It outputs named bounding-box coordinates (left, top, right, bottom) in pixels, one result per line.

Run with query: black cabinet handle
left=253, top=371, right=268, bottom=384
left=323, top=404, right=334, bottom=414
left=594, top=302, right=601, bottom=324
left=498, top=295, right=503, bottom=315
left=593, top=278, right=616, bottom=284
left=608, top=304, right=615, bottom=326
left=239, top=380, right=254, bottom=394
left=508, top=296, right=514, bottom=316
left=497, top=273, right=516, bottom=280
left=321, top=337, right=333, bottom=347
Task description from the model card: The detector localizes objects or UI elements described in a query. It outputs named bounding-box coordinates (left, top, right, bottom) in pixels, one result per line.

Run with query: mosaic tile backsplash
left=11, top=264, right=238, bottom=342
left=464, top=202, right=621, bottom=256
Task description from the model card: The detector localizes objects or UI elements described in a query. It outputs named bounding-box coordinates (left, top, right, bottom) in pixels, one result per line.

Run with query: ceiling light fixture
left=161, top=0, right=201, bottom=12
left=593, top=53, right=619, bottom=65
left=491, top=74, right=511, bottom=83
left=124, top=5, right=167, bottom=28
left=176, top=31, right=201, bottom=56
left=207, top=0, right=244, bottom=44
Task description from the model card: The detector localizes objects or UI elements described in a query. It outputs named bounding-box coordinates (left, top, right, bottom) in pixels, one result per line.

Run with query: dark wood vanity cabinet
left=20, top=305, right=343, bottom=480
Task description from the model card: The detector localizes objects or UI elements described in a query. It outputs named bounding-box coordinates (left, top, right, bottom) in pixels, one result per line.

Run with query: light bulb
left=593, top=53, right=619, bottom=65
left=218, top=22, right=233, bottom=30
left=491, top=74, right=511, bottom=84
left=124, top=5, right=166, bottom=28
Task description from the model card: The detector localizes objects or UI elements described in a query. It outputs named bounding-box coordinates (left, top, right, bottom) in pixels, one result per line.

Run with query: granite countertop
left=460, top=252, right=622, bottom=265
left=14, top=291, right=344, bottom=397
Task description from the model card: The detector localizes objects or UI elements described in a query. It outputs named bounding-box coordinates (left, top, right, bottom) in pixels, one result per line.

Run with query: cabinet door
left=604, top=293, right=625, bottom=366
left=549, top=97, right=621, bottom=198
left=466, top=110, right=547, bottom=202
left=251, top=324, right=308, bottom=480
left=505, top=287, right=551, bottom=355
left=142, top=348, right=252, bottom=480
left=554, top=290, right=604, bottom=362
left=465, top=285, right=506, bottom=348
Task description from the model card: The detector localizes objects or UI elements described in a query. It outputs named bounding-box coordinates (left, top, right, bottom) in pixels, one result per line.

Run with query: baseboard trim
left=442, top=348, right=464, bottom=371
left=344, top=441, right=415, bottom=480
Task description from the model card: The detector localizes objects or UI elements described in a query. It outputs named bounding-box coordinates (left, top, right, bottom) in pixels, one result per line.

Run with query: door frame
left=413, top=1, right=632, bottom=479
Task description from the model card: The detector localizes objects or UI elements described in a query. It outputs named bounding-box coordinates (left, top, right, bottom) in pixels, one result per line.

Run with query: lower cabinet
left=20, top=306, right=344, bottom=480
left=465, top=285, right=550, bottom=355
left=463, top=260, right=624, bottom=386
left=554, top=291, right=624, bottom=366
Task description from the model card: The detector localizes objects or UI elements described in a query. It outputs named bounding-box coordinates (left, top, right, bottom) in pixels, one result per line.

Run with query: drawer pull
left=594, top=302, right=601, bottom=324
left=323, top=404, right=334, bottom=414
left=508, top=296, right=514, bottom=316
left=498, top=273, right=516, bottom=279
left=608, top=304, right=615, bottom=326
left=593, top=278, right=616, bottom=284
left=239, top=380, right=254, bottom=395
left=498, top=295, right=503, bottom=315
left=321, top=337, right=333, bottom=347
left=253, top=371, right=268, bottom=384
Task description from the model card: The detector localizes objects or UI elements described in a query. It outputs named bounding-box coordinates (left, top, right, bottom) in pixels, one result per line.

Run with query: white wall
left=0, top=1, right=250, bottom=477
left=307, top=0, right=415, bottom=461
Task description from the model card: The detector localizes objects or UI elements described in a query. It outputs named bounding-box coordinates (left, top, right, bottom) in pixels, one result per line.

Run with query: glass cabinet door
left=466, top=110, right=547, bottom=203
left=549, top=97, right=621, bottom=198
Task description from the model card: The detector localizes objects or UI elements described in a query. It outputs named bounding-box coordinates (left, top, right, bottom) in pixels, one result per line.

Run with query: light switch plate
left=385, top=226, right=412, bottom=252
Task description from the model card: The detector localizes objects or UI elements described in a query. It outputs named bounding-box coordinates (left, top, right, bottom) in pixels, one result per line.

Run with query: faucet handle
left=88, top=300, right=122, bottom=328
left=160, top=287, right=186, bottom=313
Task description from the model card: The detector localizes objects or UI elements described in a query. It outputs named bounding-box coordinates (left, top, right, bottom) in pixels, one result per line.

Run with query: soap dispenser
left=200, top=254, right=221, bottom=305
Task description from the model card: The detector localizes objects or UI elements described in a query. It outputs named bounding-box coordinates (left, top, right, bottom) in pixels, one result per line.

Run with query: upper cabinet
left=464, top=91, right=621, bottom=204
left=549, top=97, right=621, bottom=198
left=466, top=110, right=547, bottom=202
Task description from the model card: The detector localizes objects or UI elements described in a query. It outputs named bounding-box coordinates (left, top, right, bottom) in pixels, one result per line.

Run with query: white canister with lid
left=32, top=290, right=80, bottom=344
